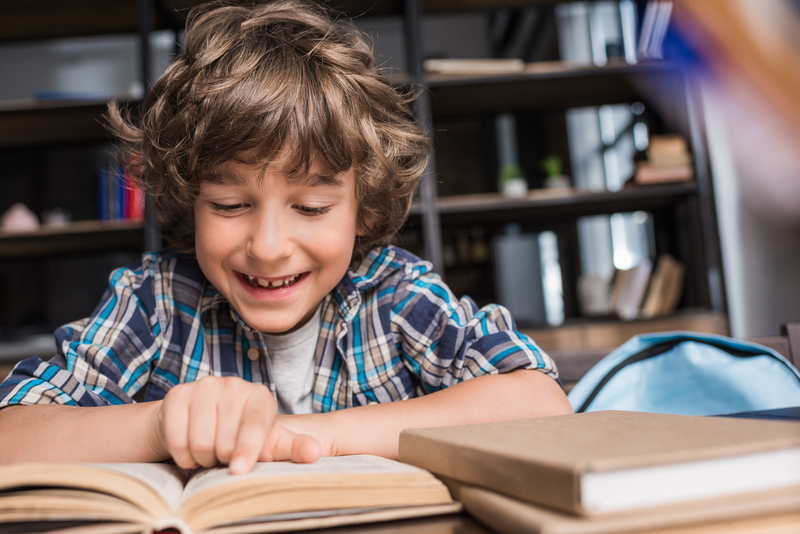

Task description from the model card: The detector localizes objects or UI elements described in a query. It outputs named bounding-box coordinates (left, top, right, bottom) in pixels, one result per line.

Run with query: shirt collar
left=331, top=245, right=410, bottom=322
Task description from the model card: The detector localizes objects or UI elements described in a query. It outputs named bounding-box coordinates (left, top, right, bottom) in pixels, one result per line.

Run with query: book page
left=175, top=455, right=452, bottom=532
left=92, top=463, right=189, bottom=513
left=0, top=462, right=184, bottom=524
left=181, top=455, right=421, bottom=503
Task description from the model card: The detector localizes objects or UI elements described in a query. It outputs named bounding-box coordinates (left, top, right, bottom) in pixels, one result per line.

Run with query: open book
left=0, top=455, right=459, bottom=534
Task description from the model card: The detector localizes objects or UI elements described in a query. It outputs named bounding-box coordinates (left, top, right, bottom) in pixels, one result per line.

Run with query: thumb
left=261, top=423, right=322, bottom=464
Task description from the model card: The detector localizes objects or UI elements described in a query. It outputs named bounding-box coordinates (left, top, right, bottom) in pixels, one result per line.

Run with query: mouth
left=240, top=272, right=304, bottom=290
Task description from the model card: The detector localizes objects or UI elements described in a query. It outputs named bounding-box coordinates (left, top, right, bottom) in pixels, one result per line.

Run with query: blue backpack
left=567, top=331, right=800, bottom=416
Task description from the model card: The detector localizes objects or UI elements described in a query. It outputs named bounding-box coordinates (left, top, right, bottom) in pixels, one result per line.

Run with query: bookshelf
left=0, top=0, right=728, bottom=367
left=0, top=3, right=159, bottom=356
left=393, top=0, right=726, bottom=341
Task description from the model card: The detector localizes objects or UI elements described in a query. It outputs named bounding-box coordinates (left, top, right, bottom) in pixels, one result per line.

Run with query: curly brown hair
left=106, top=0, right=429, bottom=264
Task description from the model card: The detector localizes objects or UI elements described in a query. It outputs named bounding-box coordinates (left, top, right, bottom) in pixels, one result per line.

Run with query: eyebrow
left=202, top=170, right=343, bottom=188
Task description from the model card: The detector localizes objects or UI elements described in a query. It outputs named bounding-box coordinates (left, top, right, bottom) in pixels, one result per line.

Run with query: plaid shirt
left=0, top=246, right=558, bottom=412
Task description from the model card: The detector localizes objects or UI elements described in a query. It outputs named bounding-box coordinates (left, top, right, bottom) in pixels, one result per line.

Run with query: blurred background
left=0, top=0, right=798, bottom=381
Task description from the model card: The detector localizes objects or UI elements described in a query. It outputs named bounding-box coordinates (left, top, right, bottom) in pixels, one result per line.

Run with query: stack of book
left=400, top=411, right=800, bottom=533
left=611, top=255, right=685, bottom=321
left=634, top=135, right=694, bottom=185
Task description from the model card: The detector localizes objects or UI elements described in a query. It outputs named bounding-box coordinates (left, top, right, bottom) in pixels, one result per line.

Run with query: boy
left=0, top=0, right=572, bottom=474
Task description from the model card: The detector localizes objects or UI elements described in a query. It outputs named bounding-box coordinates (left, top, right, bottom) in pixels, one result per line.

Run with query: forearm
left=0, top=402, right=165, bottom=464
left=280, top=370, right=573, bottom=460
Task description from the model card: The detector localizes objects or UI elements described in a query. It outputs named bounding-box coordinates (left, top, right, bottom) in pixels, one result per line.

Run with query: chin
left=246, top=313, right=304, bottom=334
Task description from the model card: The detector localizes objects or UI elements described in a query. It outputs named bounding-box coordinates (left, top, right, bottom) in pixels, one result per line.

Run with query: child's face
left=194, top=158, right=360, bottom=334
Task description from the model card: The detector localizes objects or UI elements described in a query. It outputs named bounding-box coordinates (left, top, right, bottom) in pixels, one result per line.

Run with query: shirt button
left=247, top=348, right=260, bottom=361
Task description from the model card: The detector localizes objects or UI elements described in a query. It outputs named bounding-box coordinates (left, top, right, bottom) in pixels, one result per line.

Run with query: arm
left=0, top=402, right=163, bottom=464
left=278, top=258, right=571, bottom=459
left=279, top=368, right=573, bottom=460
left=0, top=254, right=320, bottom=473
left=0, top=376, right=320, bottom=472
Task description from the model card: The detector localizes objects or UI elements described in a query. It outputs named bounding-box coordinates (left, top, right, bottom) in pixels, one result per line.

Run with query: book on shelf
left=399, top=410, right=800, bottom=517
left=610, top=259, right=653, bottom=320
left=638, top=0, right=674, bottom=61
left=98, top=164, right=144, bottom=223
left=634, top=163, right=693, bottom=184
left=423, top=58, right=526, bottom=75
left=641, top=254, right=685, bottom=318
left=634, top=134, right=694, bottom=185
left=0, top=454, right=459, bottom=534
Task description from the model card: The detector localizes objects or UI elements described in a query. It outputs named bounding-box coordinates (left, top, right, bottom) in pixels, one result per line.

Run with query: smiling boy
left=0, top=0, right=572, bottom=473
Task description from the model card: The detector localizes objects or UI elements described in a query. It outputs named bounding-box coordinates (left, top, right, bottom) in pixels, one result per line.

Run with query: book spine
left=107, top=166, right=118, bottom=221
left=116, top=166, right=126, bottom=220
left=128, top=169, right=145, bottom=222
left=97, top=167, right=109, bottom=221
left=120, top=165, right=130, bottom=221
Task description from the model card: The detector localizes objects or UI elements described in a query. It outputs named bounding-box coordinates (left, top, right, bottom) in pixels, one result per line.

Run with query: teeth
left=246, top=273, right=299, bottom=288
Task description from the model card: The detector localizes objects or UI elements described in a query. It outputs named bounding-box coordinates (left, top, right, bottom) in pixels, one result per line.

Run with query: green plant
left=498, top=163, right=525, bottom=185
left=541, top=155, right=562, bottom=177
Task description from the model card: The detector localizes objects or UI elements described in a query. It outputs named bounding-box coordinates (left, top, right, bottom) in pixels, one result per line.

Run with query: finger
left=187, top=384, right=220, bottom=468
left=215, top=393, right=247, bottom=465
left=291, top=433, right=322, bottom=464
left=261, top=424, right=322, bottom=464
left=160, top=387, right=197, bottom=469
left=228, top=391, right=276, bottom=474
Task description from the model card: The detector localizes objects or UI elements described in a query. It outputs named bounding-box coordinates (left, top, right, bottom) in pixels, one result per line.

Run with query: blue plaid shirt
left=0, top=246, right=558, bottom=412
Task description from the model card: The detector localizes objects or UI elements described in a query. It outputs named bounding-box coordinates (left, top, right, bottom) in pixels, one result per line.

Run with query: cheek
left=194, top=211, right=237, bottom=263
left=301, top=216, right=358, bottom=264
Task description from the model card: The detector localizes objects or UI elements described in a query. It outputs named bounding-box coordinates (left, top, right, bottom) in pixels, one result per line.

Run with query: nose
left=245, top=208, right=293, bottom=263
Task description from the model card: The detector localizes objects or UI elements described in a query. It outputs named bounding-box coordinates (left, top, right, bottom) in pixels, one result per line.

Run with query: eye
left=210, top=202, right=247, bottom=213
left=294, top=205, right=331, bottom=216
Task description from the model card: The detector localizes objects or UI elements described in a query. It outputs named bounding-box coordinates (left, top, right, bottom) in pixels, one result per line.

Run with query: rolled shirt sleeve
left=391, top=263, right=558, bottom=396
left=0, top=261, right=162, bottom=408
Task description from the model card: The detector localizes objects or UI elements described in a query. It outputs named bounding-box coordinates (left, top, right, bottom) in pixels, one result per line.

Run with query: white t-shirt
left=261, top=306, right=321, bottom=415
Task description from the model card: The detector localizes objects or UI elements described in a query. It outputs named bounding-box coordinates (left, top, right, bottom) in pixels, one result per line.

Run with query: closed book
left=423, top=58, right=526, bottom=74
left=634, top=164, right=694, bottom=185
left=398, top=411, right=800, bottom=517
left=613, top=259, right=652, bottom=320
left=453, top=482, right=800, bottom=534
left=641, top=255, right=685, bottom=318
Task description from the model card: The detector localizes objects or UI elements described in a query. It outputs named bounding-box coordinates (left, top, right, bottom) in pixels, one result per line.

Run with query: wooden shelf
left=0, top=0, right=595, bottom=43
left=0, top=0, right=143, bottom=42
left=0, top=0, right=409, bottom=42
left=426, top=59, right=683, bottom=115
left=410, top=183, right=698, bottom=223
left=0, top=219, right=145, bottom=258
left=0, top=98, right=133, bottom=147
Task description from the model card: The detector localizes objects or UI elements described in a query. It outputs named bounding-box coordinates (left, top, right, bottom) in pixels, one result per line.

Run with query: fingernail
left=229, top=457, right=247, bottom=474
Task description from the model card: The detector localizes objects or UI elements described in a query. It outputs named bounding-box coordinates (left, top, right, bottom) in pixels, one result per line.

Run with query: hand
left=277, top=413, right=338, bottom=458
left=150, top=376, right=321, bottom=473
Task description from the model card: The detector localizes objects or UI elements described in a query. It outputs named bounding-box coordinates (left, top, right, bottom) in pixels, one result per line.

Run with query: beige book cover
left=423, top=58, right=526, bottom=75
left=0, top=454, right=459, bottom=534
left=641, top=255, right=685, bottom=318
left=399, top=411, right=800, bottom=516
left=454, top=482, right=800, bottom=534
